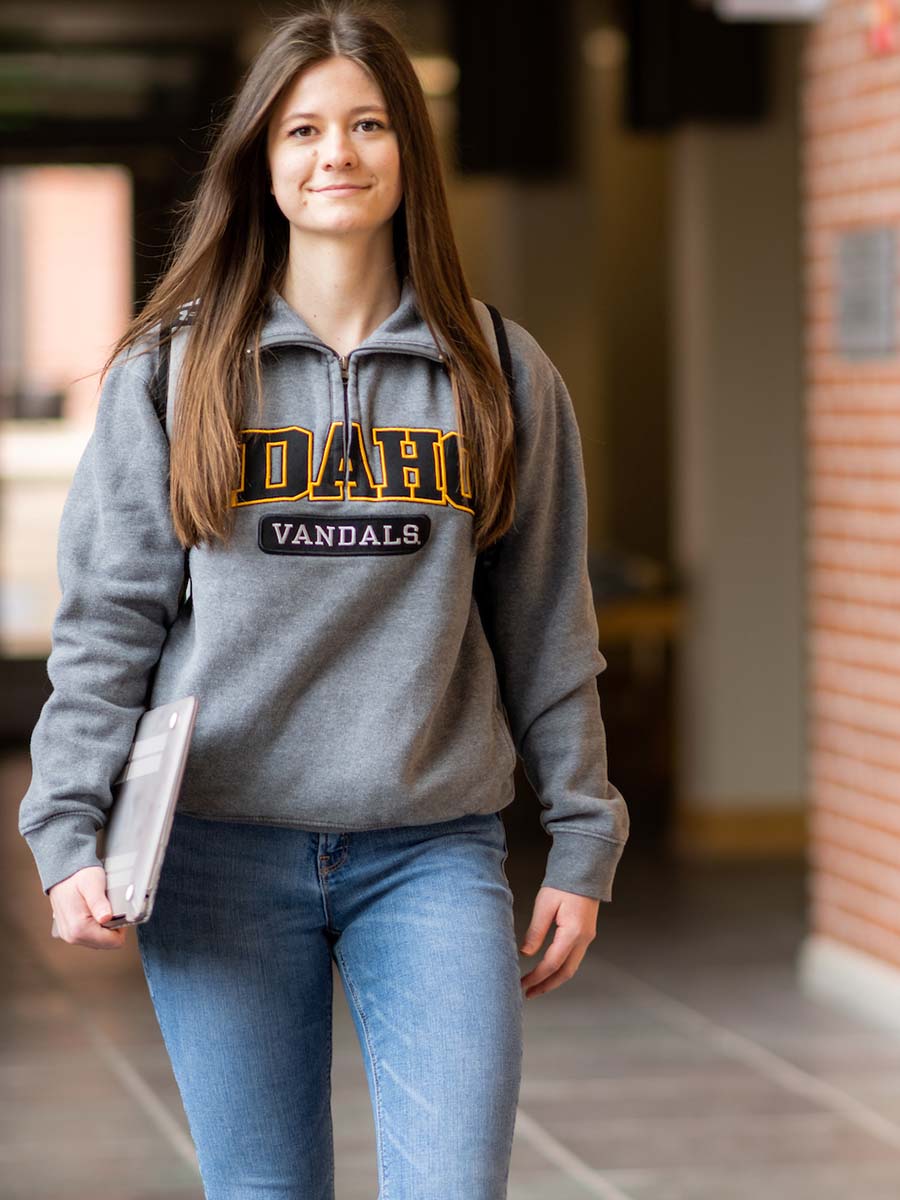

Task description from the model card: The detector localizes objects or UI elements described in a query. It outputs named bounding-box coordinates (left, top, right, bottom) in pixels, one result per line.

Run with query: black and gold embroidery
left=232, top=421, right=475, bottom=515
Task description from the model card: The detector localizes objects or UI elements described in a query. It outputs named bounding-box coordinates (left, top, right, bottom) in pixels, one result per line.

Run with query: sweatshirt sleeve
left=479, top=319, right=629, bottom=902
left=18, top=335, right=187, bottom=895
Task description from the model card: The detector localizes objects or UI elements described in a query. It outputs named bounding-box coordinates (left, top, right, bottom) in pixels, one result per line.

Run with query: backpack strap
left=151, top=304, right=198, bottom=609
left=470, top=299, right=513, bottom=574
left=151, top=297, right=199, bottom=437
left=150, top=336, right=169, bottom=431
left=472, top=299, right=515, bottom=406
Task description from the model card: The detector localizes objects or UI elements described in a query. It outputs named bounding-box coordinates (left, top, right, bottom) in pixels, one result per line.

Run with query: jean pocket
left=493, top=704, right=517, bottom=774
left=494, top=810, right=509, bottom=861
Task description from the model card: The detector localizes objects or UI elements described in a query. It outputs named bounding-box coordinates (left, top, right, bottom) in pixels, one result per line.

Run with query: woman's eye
left=288, top=119, right=385, bottom=138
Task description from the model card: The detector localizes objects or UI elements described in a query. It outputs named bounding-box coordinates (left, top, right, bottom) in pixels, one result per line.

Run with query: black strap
left=152, top=300, right=197, bottom=435
left=148, top=327, right=191, bottom=609
left=474, top=303, right=513, bottom=575
left=151, top=330, right=170, bottom=432
left=485, top=302, right=514, bottom=405
left=471, top=302, right=513, bottom=660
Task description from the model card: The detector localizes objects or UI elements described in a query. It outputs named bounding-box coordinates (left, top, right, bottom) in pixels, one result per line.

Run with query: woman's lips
left=314, top=185, right=368, bottom=194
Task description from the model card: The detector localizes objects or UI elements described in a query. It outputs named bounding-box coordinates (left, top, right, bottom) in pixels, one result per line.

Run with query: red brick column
left=804, top=0, right=900, bottom=971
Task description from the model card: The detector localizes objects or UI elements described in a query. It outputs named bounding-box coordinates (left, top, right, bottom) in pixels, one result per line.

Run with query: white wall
left=670, top=25, right=806, bottom=818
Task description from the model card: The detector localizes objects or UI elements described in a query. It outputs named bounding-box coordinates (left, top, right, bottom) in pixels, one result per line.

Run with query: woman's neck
left=278, top=236, right=402, bottom=357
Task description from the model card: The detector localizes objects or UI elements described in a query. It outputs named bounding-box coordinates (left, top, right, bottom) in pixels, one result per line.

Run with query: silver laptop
left=50, top=695, right=199, bottom=936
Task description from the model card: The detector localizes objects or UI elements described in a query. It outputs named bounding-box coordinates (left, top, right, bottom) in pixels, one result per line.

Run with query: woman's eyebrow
left=280, top=105, right=388, bottom=125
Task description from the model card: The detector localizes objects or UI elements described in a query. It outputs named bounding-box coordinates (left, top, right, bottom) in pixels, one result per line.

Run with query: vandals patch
left=258, top=514, right=431, bottom=556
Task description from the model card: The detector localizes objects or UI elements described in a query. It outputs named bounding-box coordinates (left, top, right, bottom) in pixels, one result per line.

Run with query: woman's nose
left=320, top=127, right=357, bottom=169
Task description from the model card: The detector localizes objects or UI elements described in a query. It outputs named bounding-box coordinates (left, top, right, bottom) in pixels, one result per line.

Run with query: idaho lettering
left=232, top=421, right=474, bottom=514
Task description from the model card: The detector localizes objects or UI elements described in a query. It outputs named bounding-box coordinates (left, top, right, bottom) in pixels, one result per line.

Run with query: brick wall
left=804, top=1, right=900, bottom=969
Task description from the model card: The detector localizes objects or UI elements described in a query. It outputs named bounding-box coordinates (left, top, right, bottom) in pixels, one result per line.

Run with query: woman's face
left=266, top=56, right=403, bottom=244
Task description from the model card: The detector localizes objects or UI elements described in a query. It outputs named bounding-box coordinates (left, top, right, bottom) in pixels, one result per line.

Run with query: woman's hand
left=518, top=886, right=599, bottom=999
left=49, top=866, right=126, bottom=950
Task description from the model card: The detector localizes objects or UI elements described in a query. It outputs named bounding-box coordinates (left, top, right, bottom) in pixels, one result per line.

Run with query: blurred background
left=6, top=0, right=900, bottom=1197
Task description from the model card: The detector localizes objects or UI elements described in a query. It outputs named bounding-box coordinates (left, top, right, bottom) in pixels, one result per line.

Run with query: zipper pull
left=338, top=353, right=349, bottom=382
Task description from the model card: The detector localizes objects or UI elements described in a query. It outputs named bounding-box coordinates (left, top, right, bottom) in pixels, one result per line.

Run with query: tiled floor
left=7, top=749, right=900, bottom=1199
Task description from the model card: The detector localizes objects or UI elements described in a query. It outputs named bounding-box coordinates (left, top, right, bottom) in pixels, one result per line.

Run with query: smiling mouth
left=314, top=185, right=369, bottom=193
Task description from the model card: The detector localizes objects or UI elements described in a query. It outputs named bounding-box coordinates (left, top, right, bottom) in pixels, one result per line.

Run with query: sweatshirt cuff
left=540, top=830, right=627, bottom=902
left=21, top=813, right=104, bottom=896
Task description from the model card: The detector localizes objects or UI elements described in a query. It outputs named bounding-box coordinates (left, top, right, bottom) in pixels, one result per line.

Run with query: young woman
left=19, top=2, right=629, bottom=1196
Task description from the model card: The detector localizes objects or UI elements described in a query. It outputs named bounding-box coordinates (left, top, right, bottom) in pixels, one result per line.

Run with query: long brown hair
left=99, top=0, right=516, bottom=554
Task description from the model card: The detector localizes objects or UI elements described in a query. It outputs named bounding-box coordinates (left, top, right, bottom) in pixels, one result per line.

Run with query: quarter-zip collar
left=254, top=272, right=446, bottom=362
left=251, top=273, right=446, bottom=493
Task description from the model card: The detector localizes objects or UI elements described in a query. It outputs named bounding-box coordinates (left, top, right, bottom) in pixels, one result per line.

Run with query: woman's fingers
left=520, top=934, right=589, bottom=998
left=518, top=885, right=600, bottom=998
left=48, top=867, right=126, bottom=950
left=522, top=954, right=585, bottom=998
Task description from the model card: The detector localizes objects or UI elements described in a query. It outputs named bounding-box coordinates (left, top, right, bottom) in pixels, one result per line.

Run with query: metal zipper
left=339, top=353, right=351, bottom=491
left=246, top=339, right=446, bottom=491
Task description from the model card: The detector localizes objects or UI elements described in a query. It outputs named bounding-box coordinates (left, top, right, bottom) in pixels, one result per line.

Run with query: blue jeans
left=136, top=808, right=524, bottom=1199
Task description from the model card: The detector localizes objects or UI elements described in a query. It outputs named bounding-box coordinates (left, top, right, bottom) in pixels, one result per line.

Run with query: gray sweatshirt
left=18, top=275, right=629, bottom=901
